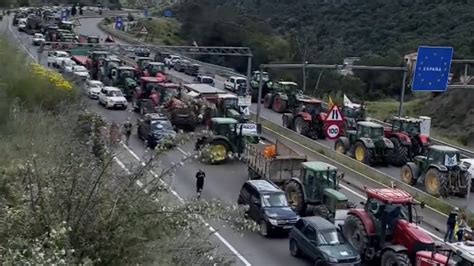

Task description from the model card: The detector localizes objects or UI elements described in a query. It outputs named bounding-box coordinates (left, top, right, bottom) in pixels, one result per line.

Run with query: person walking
left=457, top=212, right=468, bottom=242
left=444, top=207, right=459, bottom=242
left=195, top=169, right=206, bottom=199
left=123, top=119, right=133, bottom=145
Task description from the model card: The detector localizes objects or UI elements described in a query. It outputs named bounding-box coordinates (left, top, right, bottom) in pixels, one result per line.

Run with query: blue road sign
left=61, top=10, right=68, bottom=21
left=144, top=9, right=148, bottom=17
left=164, top=10, right=173, bottom=17
left=115, top=16, right=123, bottom=30
left=412, top=46, right=454, bottom=92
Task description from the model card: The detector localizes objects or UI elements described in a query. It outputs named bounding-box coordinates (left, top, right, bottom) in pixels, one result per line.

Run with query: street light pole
left=256, top=70, right=263, bottom=124
left=398, top=69, right=408, bottom=117
left=302, top=61, right=308, bottom=92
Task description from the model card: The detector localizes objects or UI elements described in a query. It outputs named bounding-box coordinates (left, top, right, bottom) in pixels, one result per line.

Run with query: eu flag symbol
left=412, top=46, right=454, bottom=92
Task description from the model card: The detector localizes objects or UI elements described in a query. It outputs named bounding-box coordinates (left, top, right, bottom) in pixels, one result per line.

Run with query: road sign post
left=115, top=16, right=123, bottom=30
left=324, top=105, right=345, bottom=140
left=412, top=46, right=454, bottom=92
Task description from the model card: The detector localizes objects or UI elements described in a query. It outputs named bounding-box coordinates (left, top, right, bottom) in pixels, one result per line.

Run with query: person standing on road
left=445, top=207, right=459, bottom=242
left=457, top=212, right=468, bottom=242
left=123, top=119, right=133, bottom=145
left=195, top=169, right=206, bottom=199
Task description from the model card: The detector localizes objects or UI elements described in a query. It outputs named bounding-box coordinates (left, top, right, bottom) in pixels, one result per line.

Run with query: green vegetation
left=130, top=18, right=185, bottom=45
left=0, top=38, right=254, bottom=264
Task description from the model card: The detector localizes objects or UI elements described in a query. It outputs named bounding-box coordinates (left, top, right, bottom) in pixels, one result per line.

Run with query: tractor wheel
left=353, top=142, right=373, bottom=165
left=312, top=205, right=331, bottom=220
left=294, top=116, right=309, bottom=136
left=208, top=139, right=230, bottom=164
left=272, top=94, right=287, bottom=113
left=389, top=137, right=409, bottom=167
left=284, top=180, right=306, bottom=215
left=334, top=139, right=347, bottom=154
left=380, top=250, right=411, bottom=266
left=424, top=168, right=443, bottom=197
left=459, top=171, right=471, bottom=197
left=263, top=94, right=272, bottom=109
left=401, top=164, right=417, bottom=186
left=282, top=114, right=292, bottom=129
left=342, top=214, right=370, bottom=258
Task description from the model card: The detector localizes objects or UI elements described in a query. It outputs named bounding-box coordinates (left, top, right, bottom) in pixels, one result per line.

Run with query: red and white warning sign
left=324, top=105, right=345, bottom=140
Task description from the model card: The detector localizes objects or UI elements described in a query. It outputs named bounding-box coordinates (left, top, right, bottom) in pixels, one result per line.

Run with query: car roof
left=246, top=180, right=282, bottom=193
left=118, top=66, right=135, bottom=71
left=89, top=80, right=103, bottom=84
left=211, top=117, right=238, bottom=124
left=231, top=76, right=246, bottom=80
left=278, top=81, right=298, bottom=86
left=184, top=84, right=225, bottom=94
left=302, top=161, right=337, bottom=172
left=429, top=145, right=459, bottom=153
left=149, top=62, right=164, bottom=66
left=301, top=216, right=337, bottom=231
left=103, top=86, right=120, bottom=91
left=199, top=76, right=213, bottom=79
left=144, top=112, right=168, bottom=120
left=358, top=121, right=383, bottom=128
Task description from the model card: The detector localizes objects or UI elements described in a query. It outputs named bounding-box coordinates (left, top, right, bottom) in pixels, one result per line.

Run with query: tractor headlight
left=268, top=218, right=278, bottom=226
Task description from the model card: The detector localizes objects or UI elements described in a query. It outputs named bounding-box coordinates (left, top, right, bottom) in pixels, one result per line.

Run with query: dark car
left=173, top=59, right=191, bottom=72
left=289, top=217, right=361, bottom=266
left=137, top=113, right=177, bottom=149
left=237, top=180, right=299, bottom=237
left=194, top=75, right=215, bottom=86
left=184, top=63, right=200, bottom=76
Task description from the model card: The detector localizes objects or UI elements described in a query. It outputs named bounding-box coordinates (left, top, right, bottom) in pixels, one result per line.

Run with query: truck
left=244, top=140, right=353, bottom=218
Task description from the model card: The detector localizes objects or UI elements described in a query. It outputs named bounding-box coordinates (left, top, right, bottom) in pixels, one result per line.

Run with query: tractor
left=86, top=51, right=109, bottom=80
left=335, top=121, right=394, bottom=165
left=109, top=66, right=137, bottom=95
left=282, top=99, right=327, bottom=139
left=131, top=77, right=177, bottom=115
left=134, top=57, right=153, bottom=77
left=142, top=62, right=167, bottom=82
left=195, top=117, right=260, bottom=164
left=400, top=145, right=470, bottom=198
left=384, top=116, right=432, bottom=167
left=98, top=56, right=122, bottom=82
left=162, top=96, right=201, bottom=131
left=215, top=93, right=248, bottom=122
left=342, top=102, right=367, bottom=131
left=342, top=187, right=433, bottom=265
left=263, top=81, right=301, bottom=113
left=250, top=70, right=271, bottom=102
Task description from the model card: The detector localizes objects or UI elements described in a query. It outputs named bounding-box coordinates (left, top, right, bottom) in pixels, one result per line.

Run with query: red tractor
left=282, top=99, right=327, bottom=139
left=384, top=116, right=431, bottom=167
left=141, top=62, right=167, bottom=82
left=342, top=187, right=435, bottom=266
left=131, top=77, right=179, bottom=115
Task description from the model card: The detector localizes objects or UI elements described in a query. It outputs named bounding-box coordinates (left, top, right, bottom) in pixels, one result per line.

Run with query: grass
left=131, top=17, right=185, bottom=46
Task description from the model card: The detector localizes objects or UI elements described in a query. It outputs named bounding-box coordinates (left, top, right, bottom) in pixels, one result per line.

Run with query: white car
left=461, top=159, right=474, bottom=192
left=47, top=51, right=70, bottom=68
left=32, top=33, right=45, bottom=46
left=85, top=80, right=104, bottom=99
left=60, top=58, right=77, bottom=74
left=72, top=65, right=90, bottom=80
left=18, top=19, right=27, bottom=31
left=98, top=86, right=127, bottom=110
left=224, top=76, right=247, bottom=92
left=164, top=55, right=181, bottom=66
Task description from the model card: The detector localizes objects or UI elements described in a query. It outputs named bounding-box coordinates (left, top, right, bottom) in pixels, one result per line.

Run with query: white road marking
left=7, top=20, right=36, bottom=60
left=117, top=144, right=251, bottom=266
left=177, top=147, right=189, bottom=156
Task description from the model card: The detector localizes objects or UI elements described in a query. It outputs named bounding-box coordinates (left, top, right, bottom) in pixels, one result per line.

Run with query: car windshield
left=151, top=120, right=173, bottom=131
left=236, top=79, right=246, bottom=84
left=201, top=77, right=213, bottom=84
left=149, top=64, right=164, bottom=73
left=318, top=229, right=346, bottom=245
left=371, top=127, right=384, bottom=138
left=57, top=53, right=68, bottom=57
left=120, top=70, right=134, bottom=78
left=75, top=66, right=87, bottom=72
left=262, top=193, right=289, bottom=207
left=106, top=90, right=122, bottom=97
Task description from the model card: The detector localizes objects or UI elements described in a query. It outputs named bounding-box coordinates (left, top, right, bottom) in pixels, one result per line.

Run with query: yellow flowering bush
left=30, top=63, right=73, bottom=91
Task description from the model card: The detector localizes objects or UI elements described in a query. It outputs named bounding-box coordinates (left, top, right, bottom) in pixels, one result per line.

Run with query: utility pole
left=302, top=60, right=308, bottom=92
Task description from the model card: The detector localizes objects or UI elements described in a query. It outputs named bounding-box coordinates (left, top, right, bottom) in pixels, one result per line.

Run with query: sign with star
left=412, top=46, right=454, bottom=92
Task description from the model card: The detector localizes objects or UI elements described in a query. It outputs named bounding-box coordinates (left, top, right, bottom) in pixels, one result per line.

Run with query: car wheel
left=259, top=220, right=269, bottom=237
left=289, top=239, right=301, bottom=257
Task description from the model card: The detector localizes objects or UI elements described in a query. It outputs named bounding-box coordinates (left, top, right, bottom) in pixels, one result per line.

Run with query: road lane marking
left=7, top=19, right=36, bottom=60
left=117, top=144, right=251, bottom=266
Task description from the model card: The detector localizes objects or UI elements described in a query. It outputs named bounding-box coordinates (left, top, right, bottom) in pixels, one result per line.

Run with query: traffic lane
left=76, top=17, right=126, bottom=44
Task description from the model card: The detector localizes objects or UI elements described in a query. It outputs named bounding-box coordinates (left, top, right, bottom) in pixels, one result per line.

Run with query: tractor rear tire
left=389, top=137, right=409, bottom=167
left=353, top=142, right=373, bottom=165
left=272, top=94, right=287, bottom=113
left=282, top=114, right=293, bottom=129
left=342, top=214, right=370, bottom=260
left=401, top=164, right=417, bottom=186
left=263, top=94, right=272, bottom=109
left=380, top=250, right=411, bottom=266
left=294, top=116, right=309, bottom=136
left=335, top=139, right=347, bottom=154
left=209, top=139, right=230, bottom=164
left=285, top=180, right=306, bottom=215
left=459, top=171, right=471, bottom=197
left=424, top=168, right=444, bottom=197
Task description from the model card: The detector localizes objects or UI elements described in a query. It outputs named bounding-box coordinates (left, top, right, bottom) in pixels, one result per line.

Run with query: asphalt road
left=2, top=15, right=456, bottom=265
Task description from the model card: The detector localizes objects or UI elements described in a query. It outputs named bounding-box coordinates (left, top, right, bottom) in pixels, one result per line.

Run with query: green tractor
left=250, top=70, right=272, bottom=102
left=109, top=66, right=137, bottom=96
left=99, top=56, right=122, bottom=83
left=284, top=162, right=352, bottom=217
left=263, top=81, right=302, bottom=113
left=401, top=145, right=470, bottom=198
left=334, top=121, right=394, bottom=165
left=195, top=117, right=260, bottom=164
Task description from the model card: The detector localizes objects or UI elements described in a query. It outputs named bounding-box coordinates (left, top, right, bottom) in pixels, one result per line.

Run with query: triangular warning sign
left=140, top=26, right=148, bottom=35
left=73, top=19, right=81, bottom=26
left=325, top=105, right=344, bottom=122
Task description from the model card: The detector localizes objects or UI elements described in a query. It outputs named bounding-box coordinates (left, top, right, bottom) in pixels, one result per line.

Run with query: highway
left=2, top=14, right=458, bottom=265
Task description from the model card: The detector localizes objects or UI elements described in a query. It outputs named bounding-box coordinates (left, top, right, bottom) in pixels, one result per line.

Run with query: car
left=72, top=65, right=90, bottom=80
left=85, top=80, right=104, bottom=99
left=47, top=50, right=70, bottom=68
left=237, top=180, right=299, bottom=237
left=32, top=33, right=45, bottom=46
left=164, top=55, right=181, bottom=67
left=289, top=216, right=361, bottom=265
left=60, top=58, right=77, bottom=74
left=184, top=63, right=200, bottom=76
left=224, top=76, right=247, bottom=92
left=98, top=86, right=127, bottom=110
left=173, top=59, right=191, bottom=72
left=137, top=113, right=177, bottom=149
left=194, top=75, right=215, bottom=86
left=461, top=158, right=474, bottom=192
left=17, top=18, right=27, bottom=31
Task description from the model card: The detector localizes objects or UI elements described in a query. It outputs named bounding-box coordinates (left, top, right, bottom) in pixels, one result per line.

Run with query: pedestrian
left=109, top=122, right=120, bottom=144
left=444, top=207, right=459, bottom=242
left=457, top=212, right=468, bottom=242
left=195, top=169, right=205, bottom=199
left=123, top=119, right=133, bottom=145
